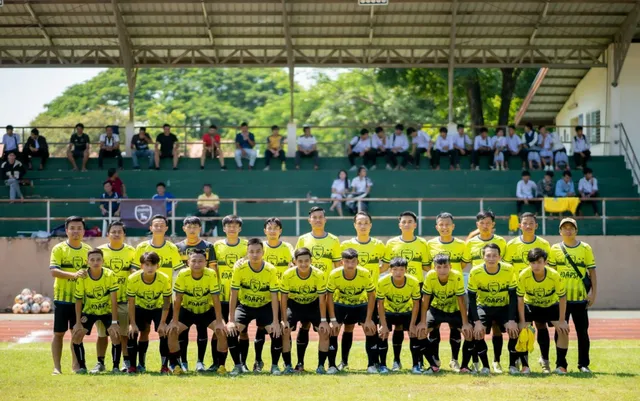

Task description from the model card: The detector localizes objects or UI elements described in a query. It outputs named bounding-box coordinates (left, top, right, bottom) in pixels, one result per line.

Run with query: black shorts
left=53, top=302, right=76, bottom=333
left=476, top=305, right=509, bottom=334
left=160, top=152, right=174, bottom=159
left=382, top=313, right=411, bottom=331
left=179, top=307, right=215, bottom=329
left=81, top=314, right=111, bottom=336
left=235, top=303, right=273, bottom=327
left=219, top=302, right=230, bottom=323
left=71, top=149, right=86, bottom=159
left=135, top=307, right=164, bottom=332
left=288, top=299, right=321, bottom=330
left=427, top=308, right=462, bottom=330
left=524, top=303, right=560, bottom=324
left=335, top=304, right=368, bottom=325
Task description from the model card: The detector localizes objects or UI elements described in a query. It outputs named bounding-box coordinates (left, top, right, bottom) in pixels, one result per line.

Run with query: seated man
left=1, top=152, right=26, bottom=202
left=234, top=122, right=257, bottom=170
left=409, top=127, right=431, bottom=170
left=106, top=168, right=127, bottom=198
left=516, top=170, right=540, bottom=214
left=492, top=128, right=507, bottom=171
left=505, top=125, right=525, bottom=170
left=196, top=183, right=221, bottom=236
left=153, top=182, right=175, bottom=216
left=522, top=123, right=540, bottom=162
left=431, top=126, right=455, bottom=170
left=1, top=125, right=21, bottom=161
left=67, top=123, right=90, bottom=172
left=99, top=180, right=121, bottom=218
left=572, top=126, right=591, bottom=170
left=577, top=168, right=599, bottom=216
left=295, top=124, right=319, bottom=170
left=98, top=125, right=123, bottom=170
left=471, top=128, right=494, bottom=170
left=154, top=124, right=180, bottom=170
left=537, top=171, right=555, bottom=198
left=452, top=124, right=472, bottom=170
left=555, top=171, right=576, bottom=198
left=538, top=126, right=554, bottom=171
left=348, top=128, right=377, bottom=171
left=201, top=125, right=226, bottom=171
left=23, top=128, right=49, bottom=170
left=386, top=124, right=410, bottom=171
left=374, top=127, right=389, bottom=164
left=131, top=127, right=155, bottom=170
left=264, top=125, right=286, bottom=171
left=555, top=149, right=570, bottom=171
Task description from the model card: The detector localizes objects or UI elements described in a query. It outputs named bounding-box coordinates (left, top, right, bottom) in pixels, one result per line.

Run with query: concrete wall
left=609, top=43, right=640, bottom=159
left=0, top=236, right=636, bottom=310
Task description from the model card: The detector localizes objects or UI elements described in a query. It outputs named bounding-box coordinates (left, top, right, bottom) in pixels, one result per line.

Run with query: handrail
left=618, top=123, right=640, bottom=189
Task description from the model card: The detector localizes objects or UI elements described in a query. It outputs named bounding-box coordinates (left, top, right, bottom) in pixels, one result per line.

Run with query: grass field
left=1, top=340, right=639, bottom=401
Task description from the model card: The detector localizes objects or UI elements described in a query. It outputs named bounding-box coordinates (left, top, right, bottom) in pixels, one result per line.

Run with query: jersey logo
left=89, top=286, right=105, bottom=299
left=225, top=254, right=238, bottom=266
left=193, top=286, right=204, bottom=297
left=520, top=251, right=528, bottom=263
left=391, top=294, right=405, bottom=304
left=312, top=246, right=325, bottom=260
left=488, top=282, right=500, bottom=295
left=110, top=258, right=124, bottom=273
left=358, top=252, right=370, bottom=265
left=144, top=290, right=155, bottom=301
left=300, top=285, right=312, bottom=295
left=266, top=255, right=278, bottom=266
left=534, top=288, right=546, bottom=299
left=134, top=205, right=153, bottom=225
left=401, top=249, right=414, bottom=262
left=73, top=256, right=85, bottom=270
left=343, top=287, right=356, bottom=296
left=250, top=279, right=262, bottom=292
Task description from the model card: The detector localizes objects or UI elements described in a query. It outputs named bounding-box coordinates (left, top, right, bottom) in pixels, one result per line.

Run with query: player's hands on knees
left=330, top=321, right=341, bottom=336
left=462, top=323, right=473, bottom=339
left=556, top=320, right=570, bottom=335
left=157, top=322, right=168, bottom=337
left=318, top=321, right=330, bottom=335
left=108, top=324, right=120, bottom=344
left=211, top=320, right=227, bottom=335
left=517, top=321, right=528, bottom=331
left=505, top=321, right=519, bottom=339
left=71, top=323, right=84, bottom=343
left=128, top=324, right=139, bottom=338
left=282, top=321, right=291, bottom=335
left=415, top=322, right=427, bottom=339
left=269, top=324, right=282, bottom=338
left=409, top=323, right=420, bottom=338
left=473, top=322, right=486, bottom=340
left=167, top=320, right=179, bottom=334
left=363, top=319, right=376, bottom=336
left=226, top=321, right=238, bottom=337
left=378, top=325, right=390, bottom=340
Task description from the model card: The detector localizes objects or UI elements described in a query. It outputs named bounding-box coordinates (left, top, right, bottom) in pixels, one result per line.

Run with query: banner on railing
left=120, top=200, right=166, bottom=229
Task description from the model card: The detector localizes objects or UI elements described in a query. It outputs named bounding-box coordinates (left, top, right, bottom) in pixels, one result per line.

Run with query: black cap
left=6, top=125, right=13, bottom=130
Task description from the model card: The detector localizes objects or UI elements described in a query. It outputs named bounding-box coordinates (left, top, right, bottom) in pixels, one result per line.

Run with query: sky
left=0, top=67, right=344, bottom=127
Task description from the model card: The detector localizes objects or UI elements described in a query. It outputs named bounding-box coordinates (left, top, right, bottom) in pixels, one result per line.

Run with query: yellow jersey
left=214, top=238, right=248, bottom=302
left=280, top=267, right=327, bottom=305
left=74, top=268, right=118, bottom=315
left=376, top=275, right=421, bottom=314
left=174, top=268, right=220, bottom=314
left=126, top=270, right=172, bottom=310
left=295, top=232, right=342, bottom=280
left=422, top=270, right=465, bottom=313
left=98, top=243, right=136, bottom=303
left=503, top=236, right=551, bottom=276
left=49, top=241, right=92, bottom=303
left=341, top=237, right=386, bottom=284
left=467, top=262, right=517, bottom=308
left=464, top=234, right=507, bottom=267
left=263, top=241, right=295, bottom=281
left=426, top=237, right=469, bottom=273
left=327, top=267, right=374, bottom=306
left=382, top=236, right=430, bottom=280
left=176, top=239, right=217, bottom=268
left=517, top=267, right=566, bottom=308
left=231, top=260, right=279, bottom=308
left=132, top=240, right=184, bottom=284
left=548, top=241, right=596, bottom=303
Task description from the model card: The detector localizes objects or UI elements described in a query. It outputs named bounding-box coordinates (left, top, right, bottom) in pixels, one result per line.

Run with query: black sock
left=128, top=337, right=137, bottom=368
left=378, top=337, right=389, bottom=367
left=508, top=338, right=518, bottom=367
left=328, top=336, right=338, bottom=367
left=296, top=328, right=310, bottom=366
left=197, top=335, right=208, bottom=363
left=138, top=340, right=149, bottom=367
left=111, top=344, right=122, bottom=369
left=520, top=353, right=529, bottom=368
left=409, top=337, right=421, bottom=367
left=217, top=351, right=228, bottom=367
left=282, top=352, right=292, bottom=366
left=73, top=343, right=87, bottom=370
left=255, top=327, right=267, bottom=363
left=318, top=351, right=328, bottom=367
left=538, top=328, right=550, bottom=361
left=341, top=332, right=353, bottom=365
left=179, top=329, right=189, bottom=365
left=228, top=335, right=241, bottom=365
left=392, top=330, right=404, bottom=363
left=270, top=334, right=282, bottom=366
left=211, top=337, right=218, bottom=364
left=365, top=335, right=378, bottom=367
left=97, top=356, right=105, bottom=365
left=424, top=337, right=438, bottom=367
left=556, top=347, right=568, bottom=369
left=169, top=351, right=180, bottom=366
left=429, top=328, right=441, bottom=361
left=492, top=335, right=503, bottom=362
left=461, top=340, right=475, bottom=369
left=239, top=337, right=250, bottom=365
left=160, top=337, right=169, bottom=367
left=475, top=340, right=490, bottom=368
left=450, top=329, right=461, bottom=361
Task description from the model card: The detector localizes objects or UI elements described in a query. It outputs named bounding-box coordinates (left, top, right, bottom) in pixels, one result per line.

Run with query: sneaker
left=579, top=366, right=592, bottom=373
left=270, top=365, right=282, bottom=376
left=160, top=366, right=171, bottom=375
left=539, top=358, right=551, bottom=374
left=367, top=366, right=379, bottom=374
left=111, top=367, right=121, bottom=374
left=326, top=366, right=339, bottom=375
left=137, top=365, right=146, bottom=374
left=433, top=358, right=441, bottom=368
left=515, top=359, right=522, bottom=370
left=349, top=165, right=357, bottom=172
left=475, top=166, right=480, bottom=171
left=385, top=164, right=393, bottom=171
left=127, top=366, right=137, bottom=374
left=253, top=361, right=264, bottom=373
left=122, top=360, right=131, bottom=372
left=479, top=367, right=491, bottom=375
left=172, top=364, right=183, bottom=376
left=520, top=366, right=531, bottom=375
left=392, top=361, right=402, bottom=372
left=411, top=365, right=422, bottom=375
left=379, top=365, right=390, bottom=374
left=315, top=366, right=326, bottom=374
left=263, top=166, right=270, bottom=171
left=75, top=368, right=87, bottom=375
left=283, top=365, right=295, bottom=375
left=89, top=362, right=106, bottom=374
left=555, top=367, right=568, bottom=375
left=217, top=366, right=227, bottom=375
left=241, top=364, right=250, bottom=373
left=423, top=366, right=440, bottom=375
left=509, top=366, right=519, bottom=375
left=370, top=165, right=377, bottom=171
left=196, top=362, right=206, bottom=373
left=181, top=362, right=189, bottom=372
left=337, top=362, right=349, bottom=371
left=281, top=164, right=287, bottom=171
left=294, top=363, right=304, bottom=373
left=449, top=359, right=461, bottom=372
left=229, top=365, right=243, bottom=376
left=472, top=362, right=480, bottom=373
left=221, top=166, right=227, bottom=171
left=492, top=361, right=503, bottom=374
left=207, top=364, right=219, bottom=373
left=459, top=367, right=472, bottom=374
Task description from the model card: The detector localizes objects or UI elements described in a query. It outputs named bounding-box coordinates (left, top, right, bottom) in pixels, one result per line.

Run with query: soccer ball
left=21, top=288, right=32, bottom=297
left=12, top=303, right=22, bottom=314
left=20, top=303, right=30, bottom=314
left=23, top=295, right=33, bottom=305
left=41, top=301, right=51, bottom=313
left=42, top=297, right=52, bottom=304
left=14, top=295, right=24, bottom=304
left=33, top=294, right=43, bottom=304
left=31, top=303, right=42, bottom=314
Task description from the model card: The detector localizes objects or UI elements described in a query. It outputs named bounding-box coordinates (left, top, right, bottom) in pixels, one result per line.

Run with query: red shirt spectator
left=203, top=132, right=221, bottom=147
left=107, top=168, right=126, bottom=197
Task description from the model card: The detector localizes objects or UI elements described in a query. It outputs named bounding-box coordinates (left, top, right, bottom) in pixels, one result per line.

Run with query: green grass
left=1, top=340, right=639, bottom=400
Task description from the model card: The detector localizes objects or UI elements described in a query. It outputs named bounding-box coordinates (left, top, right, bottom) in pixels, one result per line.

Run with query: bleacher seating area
left=1, top=154, right=639, bottom=237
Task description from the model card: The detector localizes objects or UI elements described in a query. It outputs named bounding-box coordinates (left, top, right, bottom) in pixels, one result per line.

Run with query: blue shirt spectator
left=152, top=181, right=175, bottom=213
left=100, top=181, right=120, bottom=216
left=235, top=131, right=255, bottom=149
left=555, top=171, right=576, bottom=197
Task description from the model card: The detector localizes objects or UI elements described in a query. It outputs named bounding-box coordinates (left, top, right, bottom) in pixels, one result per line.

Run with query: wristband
left=112, top=320, right=119, bottom=325
left=330, top=318, right=337, bottom=323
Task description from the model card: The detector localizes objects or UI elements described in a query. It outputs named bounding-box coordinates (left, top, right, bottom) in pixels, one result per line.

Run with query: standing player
left=225, top=238, right=282, bottom=376
left=131, top=215, right=184, bottom=373
left=175, top=216, right=217, bottom=372
left=280, top=248, right=329, bottom=374
left=126, top=252, right=172, bottom=373
left=376, top=257, right=421, bottom=374
left=381, top=211, right=430, bottom=371
left=503, top=212, right=552, bottom=372
left=210, top=215, right=248, bottom=373
left=517, top=248, right=569, bottom=374
left=71, top=248, right=120, bottom=374
left=97, top=221, right=136, bottom=373
left=50, top=216, right=92, bottom=375
left=326, top=248, right=377, bottom=374
left=548, top=218, right=597, bottom=373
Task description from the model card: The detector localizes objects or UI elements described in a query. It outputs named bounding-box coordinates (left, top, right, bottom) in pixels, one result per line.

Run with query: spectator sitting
left=492, top=127, right=507, bottom=171
left=1, top=125, right=21, bottom=161
left=577, top=168, right=600, bottom=216
left=516, top=170, right=540, bottom=214
left=506, top=124, right=525, bottom=170
left=106, top=168, right=126, bottom=198
left=153, top=182, right=175, bottom=215
left=23, top=128, right=49, bottom=170
left=99, top=180, right=120, bottom=217
left=555, top=170, right=576, bottom=197
left=348, top=128, right=378, bottom=171
left=538, top=126, right=554, bottom=171
left=471, top=127, right=494, bottom=170
left=386, top=124, right=410, bottom=171
left=452, top=124, right=472, bottom=170
left=66, top=123, right=90, bottom=172
left=1, top=152, right=26, bottom=202
left=537, top=171, right=555, bottom=198
left=155, top=124, right=180, bottom=170
left=329, top=170, right=349, bottom=217
left=374, top=126, right=388, bottom=164
left=551, top=129, right=567, bottom=159
left=347, top=166, right=373, bottom=214
left=234, top=122, right=257, bottom=170
left=196, top=183, right=221, bottom=236
left=98, top=125, right=123, bottom=170
left=527, top=146, right=542, bottom=171
left=555, top=148, right=570, bottom=171
left=131, top=127, right=155, bottom=170
left=264, top=125, right=286, bottom=171
left=408, top=127, right=431, bottom=170
left=573, top=125, right=591, bottom=169
left=295, top=124, right=319, bottom=170
left=431, top=126, right=456, bottom=170
left=522, top=121, right=540, bottom=157
left=201, top=124, right=226, bottom=171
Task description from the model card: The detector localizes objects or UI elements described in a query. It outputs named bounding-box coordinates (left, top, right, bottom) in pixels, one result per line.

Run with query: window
left=585, top=110, right=601, bottom=143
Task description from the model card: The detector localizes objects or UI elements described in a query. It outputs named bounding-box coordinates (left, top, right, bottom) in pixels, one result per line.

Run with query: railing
left=618, top=123, right=640, bottom=192
left=1, top=197, right=639, bottom=237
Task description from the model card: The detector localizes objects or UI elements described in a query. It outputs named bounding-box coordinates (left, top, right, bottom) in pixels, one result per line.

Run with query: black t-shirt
left=131, top=133, right=152, bottom=151
left=156, top=133, right=178, bottom=155
left=69, top=133, right=90, bottom=152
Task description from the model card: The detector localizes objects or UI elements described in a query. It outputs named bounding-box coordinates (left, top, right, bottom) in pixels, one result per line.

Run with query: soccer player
left=466, top=244, right=519, bottom=374
left=381, top=211, right=429, bottom=371
left=167, top=249, right=226, bottom=375
left=425, top=212, right=469, bottom=370
left=418, top=254, right=472, bottom=374
left=548, top=218, right=597, bottom=373
left=327, top=248, right=377, bottom=374
left=517, top=248, right=569, bottom=374
left=97, top=221, right=136, bottom=373
left=226, top=238, right=282, bottom=376
left=211, top=214, right=248, bottom=373
left=50, top=215, right=92, bottom=375
left=131, top=215, right=184, bottom=373
left=71, top=248, right=120, bottom=374
left=503, top=212, right=552, bottom=371
left=464, top=210, right=507, bottom=268
left=175, top=216, right=217, bottom=372
left=377, top=257, right=421, bottom=374
left=280, top=248, right=329, bottom=374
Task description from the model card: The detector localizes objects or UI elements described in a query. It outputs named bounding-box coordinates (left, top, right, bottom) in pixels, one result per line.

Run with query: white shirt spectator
left=331, top=178, right=349, bottom=199
left=2, top=133, right=20, bottom=152
left=506, top=134, right=522, bottom=153
left=434, top=135, right=453, bottom=152
left=474, top=135, right=492, bottom=151
left=349, top=135, right=377, bottom=153
left=297, top=135, right=317, bottom=151
left=516, top=179, right=538, bottom=199
left=493, top=136, right=507, bottom=150
left=550, top=131, right=565, bottom=151
left=578, top=177, right=598, bottom=194
left=539, top=134, right=554, bottom=158
left=351, top=176, right=372, bottom=194
left=412, top=130, right=431, bottom=150
left=100, top=133, right=120, bottom=148
left=389, top=133, right=410, bottom=152
left=452, top=133, right=472, bottom=150
left=573, top=135, right=590, bottom=153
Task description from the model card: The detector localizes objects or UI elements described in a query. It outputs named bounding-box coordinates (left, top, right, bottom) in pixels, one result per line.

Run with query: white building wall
left=609, top=43, right=640, bottom=159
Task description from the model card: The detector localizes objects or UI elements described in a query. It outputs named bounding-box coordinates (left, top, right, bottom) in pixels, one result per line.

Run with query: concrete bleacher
left=1, top=154, right=638, bottom=237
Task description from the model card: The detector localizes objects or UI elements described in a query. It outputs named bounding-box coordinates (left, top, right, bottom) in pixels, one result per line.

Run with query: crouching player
left=376, top=257, right=421, bottom=374
left=71, top=248, right=120, bottom=374
left=126, top=252, right=172, bottom=373
left=280, top=247, right=329, bottom=374
left=417, top=254, right=472, bottom=374
left=517, top=248, right=569, bottom=374
left=167, top=249, right=226, bottom=375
